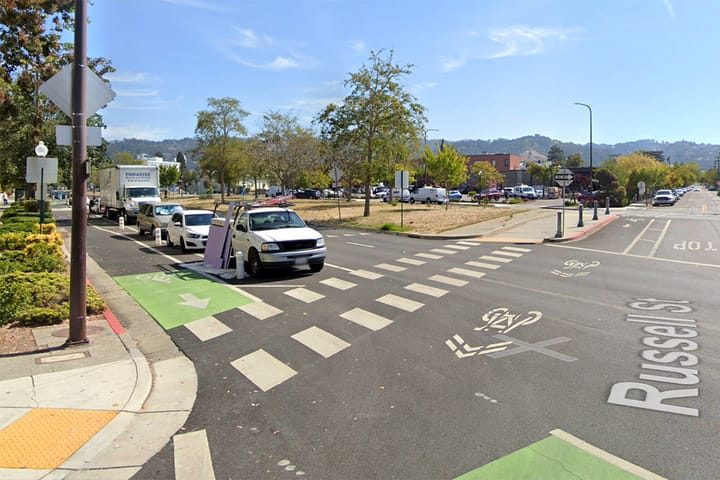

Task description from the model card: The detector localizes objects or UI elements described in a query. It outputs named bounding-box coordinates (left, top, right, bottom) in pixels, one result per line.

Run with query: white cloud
left=106, top=71, right=154, bottom=83
left=440, top=54, right=468, bottom=72
left=232, top=28, right=275, bottom=49
left=663, top=0, right=676, bottom=18
left=104, top=124, right=172, bottom=141
left=114, top=89, right=159, bottom=97
left=409, top=82, right=437, bottom=95
left=487, top=26, right=570, bottom=59
left=350, top=40, right=366, bottom=54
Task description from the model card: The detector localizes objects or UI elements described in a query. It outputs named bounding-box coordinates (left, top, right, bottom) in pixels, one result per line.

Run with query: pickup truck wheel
left=166, top=233, right=174, bottom=247
left=409, top=198, right=415, bottom=204
left=138, top=223, right=145, bottom=236
left=309, top=262, right=324, bottom=273
left=425, top=198, right=432, bottom=204
left=247, top=250, right=264, bottom=277
left=180, top=237, right=188, bottom=253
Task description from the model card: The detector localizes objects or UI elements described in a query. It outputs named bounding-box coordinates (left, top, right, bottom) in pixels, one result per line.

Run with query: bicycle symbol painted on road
left=551, top=259, right=600, bottom=278
left=445, top=307, right=543, bottom=359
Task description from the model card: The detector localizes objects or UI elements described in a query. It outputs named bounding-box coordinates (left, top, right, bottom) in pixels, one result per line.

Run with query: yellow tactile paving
left=0, top=408, right=118, bottom=469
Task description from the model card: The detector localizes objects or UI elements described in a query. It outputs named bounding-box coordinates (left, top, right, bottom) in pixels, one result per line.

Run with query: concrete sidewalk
left=0, top=237, right=197, bottom=480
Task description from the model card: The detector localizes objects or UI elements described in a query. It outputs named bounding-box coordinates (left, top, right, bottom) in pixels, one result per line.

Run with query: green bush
left=0, top=242, right=65, bottom=274
left=0, top=272, right=105, bottom=326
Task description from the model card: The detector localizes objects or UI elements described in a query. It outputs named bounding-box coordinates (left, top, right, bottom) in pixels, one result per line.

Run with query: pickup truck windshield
left=250, top=211, right=306, bottom=230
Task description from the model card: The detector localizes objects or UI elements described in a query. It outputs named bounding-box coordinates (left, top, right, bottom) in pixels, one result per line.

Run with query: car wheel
left=166, top=233, right=174, bottom=247
left=409, top=198, right=415, bottom=204
left=138, top=223, right=145, bottom=236
left=247, top=249, right=264, bottom=277
left=309, top=262, right=324, bottom=273
left=180, top=237, right=188, bottom=253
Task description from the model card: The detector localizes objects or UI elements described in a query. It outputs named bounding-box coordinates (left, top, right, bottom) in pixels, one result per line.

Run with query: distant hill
left=107, top=135, right=719, bottom=170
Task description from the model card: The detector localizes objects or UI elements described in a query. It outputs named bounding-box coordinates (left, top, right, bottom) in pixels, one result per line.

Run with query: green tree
left=547, top=145, right=566, bottom=166
left=159, top=165, right=180, bottom=194
left=566, top=153, right=584, bottom=168
left=470, top=160, right=505, bottom=191
left=113, top=151, right=143, bottom=165
left=0, top=3, right=113, bottom=191
left=317, top=49, right=426, bottom=216
left=254, top=111, right=320, bottom=193
left=526, top=162, right=556, bottom=188
left=195, top=97, right=249, bottom=202
left=423, top=144, right=467, bottom=209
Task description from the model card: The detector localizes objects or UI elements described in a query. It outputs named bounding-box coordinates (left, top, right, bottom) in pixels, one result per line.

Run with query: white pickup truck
left=230, top=207, right=326, bottom=277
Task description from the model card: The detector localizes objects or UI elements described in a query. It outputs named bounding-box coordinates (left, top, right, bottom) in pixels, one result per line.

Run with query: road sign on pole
left=554, top=168, right=574, bottom=187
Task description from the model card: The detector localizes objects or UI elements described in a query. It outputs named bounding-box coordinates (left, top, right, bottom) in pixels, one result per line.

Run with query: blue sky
left=86, top=0, right=720, bottom=145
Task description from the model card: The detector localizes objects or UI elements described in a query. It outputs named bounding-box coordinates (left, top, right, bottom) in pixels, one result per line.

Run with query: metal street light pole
left=423, top=128, right=439, bottom=187
left=574, top=102, right=593, bottom=189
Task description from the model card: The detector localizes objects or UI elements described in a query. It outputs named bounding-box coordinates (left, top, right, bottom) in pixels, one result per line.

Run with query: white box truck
left=96, top=165, right=161, bottom=224
left=409, top=186, right=447, bottom=204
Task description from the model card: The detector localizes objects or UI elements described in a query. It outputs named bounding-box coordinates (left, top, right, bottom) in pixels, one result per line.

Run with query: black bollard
left=605, top=197, right=610, bottom=215
left=592, top=200, right=599, bottom=220
left=577, top=205, right=584, bottom=227
left=555, top=211, right=563, bottom=238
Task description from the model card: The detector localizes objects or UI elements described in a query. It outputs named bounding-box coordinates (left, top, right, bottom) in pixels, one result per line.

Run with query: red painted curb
left=103, top=308, right=126, bottom=334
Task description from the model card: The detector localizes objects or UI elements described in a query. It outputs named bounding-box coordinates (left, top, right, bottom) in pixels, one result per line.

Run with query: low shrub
left=0, top=272, right=105, bottom=326
left=0, top=242, right=65, bottom=274
left=378, top=223, right=409, bottom=232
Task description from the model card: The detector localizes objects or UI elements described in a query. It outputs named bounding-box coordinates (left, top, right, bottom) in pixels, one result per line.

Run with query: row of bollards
left=556, top=198, right=611, bottom=238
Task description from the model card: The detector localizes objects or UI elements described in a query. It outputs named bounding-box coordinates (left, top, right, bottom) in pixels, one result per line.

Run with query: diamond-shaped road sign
left=39, top=64, right=116, bottom=118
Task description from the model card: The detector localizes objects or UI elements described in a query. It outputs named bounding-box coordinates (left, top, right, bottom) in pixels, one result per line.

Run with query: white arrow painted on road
left=179, top=293, right=210, bottom=309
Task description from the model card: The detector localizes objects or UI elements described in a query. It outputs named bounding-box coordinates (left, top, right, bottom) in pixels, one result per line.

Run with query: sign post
left=395, top=170, right=409, bottom=228
left=554, top=168, right=574, bottom=237
left=331, top=166, right=343, bottom=220
left=637, top=181, right=646, bottom=207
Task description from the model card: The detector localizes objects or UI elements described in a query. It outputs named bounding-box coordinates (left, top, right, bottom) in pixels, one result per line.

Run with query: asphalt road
left=76, top=193, right=720, bottom=480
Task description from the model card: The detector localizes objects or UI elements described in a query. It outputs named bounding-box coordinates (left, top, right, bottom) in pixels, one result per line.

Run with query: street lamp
left=423, top=128, right=439, bottom=186
left=574, top=102, right=593, bottom=189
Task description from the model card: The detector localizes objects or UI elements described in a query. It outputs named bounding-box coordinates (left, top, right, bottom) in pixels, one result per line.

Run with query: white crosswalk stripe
left=284, top=287, right=325, bottom=303
left=491, top=249, right=523, bottom=258
left=340, top=308, right=393, bottom=331
left=465, top=261, right=501, bottom=270
left=184, top=316, right=232, bottom=341
left=349, top=269, right=384, bottom=280
left=448, top=267, right=486, bottom=279
left=457, top=241, right=481, bottom=246
left=429, top=274, right=468, bottom=286
left=502, top=246, right=532, bottom=253
left=231, top=349, right=297, bottom=392
left=416, top=252, right=443, bottom=259
left=174, top=429, right=216, bottom=480
left=238, top=302, right=283, bottom=320
left=478, top=255, right=513, bottom=263
left=376, top=294, right=424, bottom=312
left=320, top=277, right=357, bottom=290
left=443, top=244, right=470, bottom=250
left=430, top=248, right=457, bottom=254
left=374, top=263, right=408, bottom=272
left=396, top=257, right=427, bottom=266
left=292, top=326, right=350, bottom=358
left=404, top=283, right=449, bottom=297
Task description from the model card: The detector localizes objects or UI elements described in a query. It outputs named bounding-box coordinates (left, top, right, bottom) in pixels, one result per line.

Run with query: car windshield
left=656, top=190, right=672, bottom=195
left=155, top=205, right=183, bottom=216
left=249, top=211, right=306, bottom=230
left=184, top=213, right=214, bottom=226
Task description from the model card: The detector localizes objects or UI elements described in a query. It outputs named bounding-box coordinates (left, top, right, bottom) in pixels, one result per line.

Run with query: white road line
left=465, top=261, right=501, bottom=270
left=284, top=287, right=325, bottom=303
left=231, top=349, right=297, bottom=392
left=416, top=252, right=443, bottom=260
left=443, top=244, right=470, bottom=250
left=396, top=257, right=426, bottom=266
left=457, top=241, right=481, bottom=246
left=448, top=267, right=486, bottom=279
left=430, top=248, right=457, bottom=254
left=491, top=249, right=523, bottom=257
left=547, top=242, right=720, bottom=269
left=376, top=294, right=424, bottom=312
left=374, top=263, right=408, bottom=272
left=404, top=283, right=449, bottom=297
left=237, top=302, right=283, bottom=320
left=479, top=255, right=513, bottom=263
left=347, top=241, right=375, bottom=248
left=184, top=316, right=232, bottom=342
left=320, top=277, right=357, bottom=290
left=349, top=269, right=384, bottom=280
left=291, top=326, right=350, bottom=358
left=174, top=429, right=216, bottom=480
left=549, top=429, right=669, bottom=480
left=502, top=246, right=532, bottom=253
left=623, top=218, right=656, bottom=254
left=648, top=219, right=671, bottom=258
left=428, top=274, right=468, bottom=287
left=92, top=224, right=183, bottom=263
left=340, top=308, right=393, bottom=331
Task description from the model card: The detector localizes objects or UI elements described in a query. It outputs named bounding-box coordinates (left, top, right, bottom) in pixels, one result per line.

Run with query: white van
left=409, top=187, right=447, bottom=204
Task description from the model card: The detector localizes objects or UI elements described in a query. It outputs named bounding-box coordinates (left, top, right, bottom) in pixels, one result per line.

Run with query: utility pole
left=68, top=0, right=88, bottom=344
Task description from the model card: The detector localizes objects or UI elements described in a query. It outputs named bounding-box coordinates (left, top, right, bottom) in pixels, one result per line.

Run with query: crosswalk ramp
left=180, top=243, right=535, bottom=392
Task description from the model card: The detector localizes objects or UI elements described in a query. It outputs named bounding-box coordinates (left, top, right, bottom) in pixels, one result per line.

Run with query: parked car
left=545, top=186, right=560, bottom=199
left=381, top=188, right=410, bottom=202
left=577, top=190, right=599, bottom=205
left=166, top=209, right=217, bottom=252
left=230, top=207, right=326, bottom=277
left=136, top=202, right=184, bottom=239
left=652, top=189, right=676, bottom=206
left=473, top=189, right=502, bottom=202
left=294, top=188, right=322, bottom=199
left=448, top=190, right=463, bottom=201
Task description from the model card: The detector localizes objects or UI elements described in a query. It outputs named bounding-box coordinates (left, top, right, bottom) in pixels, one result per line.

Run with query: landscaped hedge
left=0, top=272, right=105, bottom=326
